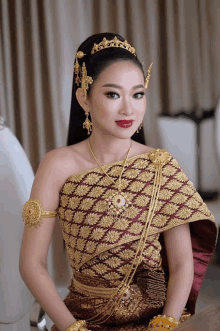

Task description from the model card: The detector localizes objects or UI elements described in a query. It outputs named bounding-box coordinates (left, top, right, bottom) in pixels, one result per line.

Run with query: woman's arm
left=19, top=150, right=76, bottom=331
left=162, top=223, right=194, bottom=320
left=20, top=262, right=76, bottom=331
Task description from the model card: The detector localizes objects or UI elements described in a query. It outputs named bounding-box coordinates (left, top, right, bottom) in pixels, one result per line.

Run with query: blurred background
left=0, top=0, right=220, bottom=330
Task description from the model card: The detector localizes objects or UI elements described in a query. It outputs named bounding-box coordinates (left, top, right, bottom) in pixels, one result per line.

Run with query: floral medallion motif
left=149, top=149, right=171, bottom=166
left=22, top=199, right=43, bottom=228
left=106, top=191, right=130, bottom=216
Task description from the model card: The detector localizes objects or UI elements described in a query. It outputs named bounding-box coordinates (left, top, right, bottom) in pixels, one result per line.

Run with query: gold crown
left=91, top=37, right=136, bottom=56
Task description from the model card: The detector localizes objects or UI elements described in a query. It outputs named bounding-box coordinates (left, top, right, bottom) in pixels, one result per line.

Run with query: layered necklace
left=88, top=137, right=132, bottom=217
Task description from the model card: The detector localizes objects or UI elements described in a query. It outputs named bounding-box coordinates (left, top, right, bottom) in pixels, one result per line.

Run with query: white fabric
left=157, top=117, right=197, bottom=187
left=0, top=126, right=34, bottom=329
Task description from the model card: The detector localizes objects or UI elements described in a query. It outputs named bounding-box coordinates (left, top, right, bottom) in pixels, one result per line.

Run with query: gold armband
left=22, top=198, right=58, bottom=228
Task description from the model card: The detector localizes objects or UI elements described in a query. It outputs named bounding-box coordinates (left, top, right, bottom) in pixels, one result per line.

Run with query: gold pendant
left=106, top=191, right=130, bottom=216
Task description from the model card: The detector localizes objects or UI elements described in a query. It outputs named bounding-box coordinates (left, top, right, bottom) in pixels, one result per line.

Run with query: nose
left=120, top=96, right=133, bottom=116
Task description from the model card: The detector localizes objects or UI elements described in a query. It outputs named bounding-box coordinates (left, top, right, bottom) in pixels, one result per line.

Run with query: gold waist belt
left=73, top=277, right=117, bottom=298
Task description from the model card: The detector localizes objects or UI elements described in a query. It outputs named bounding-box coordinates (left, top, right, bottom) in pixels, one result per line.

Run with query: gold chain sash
left=82, top=149, right=171, bottom=325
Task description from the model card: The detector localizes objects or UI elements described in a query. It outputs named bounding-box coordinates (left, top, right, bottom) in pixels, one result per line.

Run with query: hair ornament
left=81, top=62, right=93, bottom=99
left=91, top=37, right=136, bottom=56
left=145, top=62, right=153, bottom=89
left=74, top=51, right=93, bottom=98
left=74, top=51, right=85, bottom=86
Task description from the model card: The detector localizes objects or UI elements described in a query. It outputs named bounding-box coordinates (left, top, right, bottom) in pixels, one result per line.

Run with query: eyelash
left=105, top=92, right=145, bottom=99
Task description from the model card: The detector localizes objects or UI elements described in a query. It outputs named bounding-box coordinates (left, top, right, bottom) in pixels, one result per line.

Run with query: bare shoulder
left=131, top=140, right=155, bottom=156
left=45, top=142, right=89, bottom=190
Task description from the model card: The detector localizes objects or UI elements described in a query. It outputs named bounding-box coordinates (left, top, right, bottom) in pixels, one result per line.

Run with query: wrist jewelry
left=148, top=315, right=180, bottom=330
left=66, top=320, right=87, bottom=331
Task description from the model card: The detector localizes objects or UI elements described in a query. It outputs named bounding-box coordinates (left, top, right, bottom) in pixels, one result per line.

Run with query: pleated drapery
left=0, top=0, right=220, bottom=173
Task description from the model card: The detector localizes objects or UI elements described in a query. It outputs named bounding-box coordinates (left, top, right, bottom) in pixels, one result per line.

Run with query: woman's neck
left=87, top=133, right=132, bottom=165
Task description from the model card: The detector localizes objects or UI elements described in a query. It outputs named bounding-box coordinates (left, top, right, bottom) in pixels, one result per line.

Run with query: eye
left=105, top=92, right=120, bottom=99
left=133, top=92, right=145, bottom=99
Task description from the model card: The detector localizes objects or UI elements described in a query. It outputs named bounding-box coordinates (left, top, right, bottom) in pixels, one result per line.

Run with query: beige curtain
left=1, top=0, right=220, bottom=173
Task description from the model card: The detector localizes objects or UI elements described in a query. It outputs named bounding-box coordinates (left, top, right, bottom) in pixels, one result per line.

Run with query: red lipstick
left=116, top=120, right=133, bottom=128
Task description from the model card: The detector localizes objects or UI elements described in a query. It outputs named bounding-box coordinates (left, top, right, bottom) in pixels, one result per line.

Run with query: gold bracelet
left=66, top=320, right=87, bottom=331
left=148, top=314, right=180, bottom=330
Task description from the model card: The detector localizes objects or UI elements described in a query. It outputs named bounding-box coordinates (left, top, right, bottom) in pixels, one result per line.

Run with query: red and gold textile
left=51, top=149, right=218, bottom=331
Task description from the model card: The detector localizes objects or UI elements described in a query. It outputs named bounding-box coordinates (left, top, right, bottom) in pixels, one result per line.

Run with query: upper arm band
left=22, top=198, right=58, bottom=228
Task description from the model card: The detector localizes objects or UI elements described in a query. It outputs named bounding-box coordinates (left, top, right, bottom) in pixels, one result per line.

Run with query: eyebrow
left=101, top=84, right=145, bottom=89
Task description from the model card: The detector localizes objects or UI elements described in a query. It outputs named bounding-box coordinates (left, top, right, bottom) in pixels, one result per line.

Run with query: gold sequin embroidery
left=132, top=159, right=149, bottom=169
left=79, top=198, right=94, bottom=211
left=85, top=213, right=100, bottom=225
left=129, top=181, right=145, bottom=192
left=134, top=195, right=150, bottom=207
left=63, top=182, right=76, bottom=195
left=165, top=180, right=183, bottom=190
left=68, top=197, right=81, bottom=210
left=74, top=185, right=90, bottom=196
left=124, top=168, right=140, bottom=179
left=60, top=195, right=69, bottom=207
left=65, top=210, right=74, bottom=222
left=105, top=230, right=120, bottom=243
left=79, top=226, right=92, bottom=239
left=88, top=186, right=105, bottom=198
left=73, top=211, right=86, bottom=223
left=162, top=203, right=179, bottom=215
left=84, top=173, right=101, bottom=185
left=176, top=207, right=192, bottom=219
left=91, top=228, right=106, bottom=240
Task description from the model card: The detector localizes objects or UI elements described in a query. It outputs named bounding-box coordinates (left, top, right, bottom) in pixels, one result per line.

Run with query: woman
left=19, top=33, right=218, bottom=331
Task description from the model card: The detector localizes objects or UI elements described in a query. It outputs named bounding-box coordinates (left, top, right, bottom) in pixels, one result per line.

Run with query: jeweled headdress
left=73, top=36, right=153, bottom=99
left=91, top=37, right=136, bottom=56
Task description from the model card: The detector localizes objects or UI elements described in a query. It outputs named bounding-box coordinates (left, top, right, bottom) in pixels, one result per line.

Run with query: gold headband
left=91, top=37, right=136, bottom=56
left=73, top=37, right=153, bottom=98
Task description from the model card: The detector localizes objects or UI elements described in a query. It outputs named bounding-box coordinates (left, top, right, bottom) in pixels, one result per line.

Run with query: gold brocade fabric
left=51, top=150, right=216, bottom=331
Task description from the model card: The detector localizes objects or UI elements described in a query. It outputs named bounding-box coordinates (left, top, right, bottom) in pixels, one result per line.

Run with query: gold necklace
left=88, top=138, right=132, bottom=217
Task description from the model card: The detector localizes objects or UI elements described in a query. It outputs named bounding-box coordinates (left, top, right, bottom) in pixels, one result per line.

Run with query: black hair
left=66, top=32, right=146, bottom=146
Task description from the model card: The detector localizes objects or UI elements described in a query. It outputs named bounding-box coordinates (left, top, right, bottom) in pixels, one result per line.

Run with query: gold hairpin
left=74, top=51, right=93, bottom=99
left=74, top=51, right=84, bottom=86
left=81, top=63, right=93, bottom=99
left=145, top=62, right=153, bottom=89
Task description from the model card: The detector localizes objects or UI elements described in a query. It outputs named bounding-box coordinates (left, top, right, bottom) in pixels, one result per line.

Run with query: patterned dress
left=51, top=150, right=218, bottom=331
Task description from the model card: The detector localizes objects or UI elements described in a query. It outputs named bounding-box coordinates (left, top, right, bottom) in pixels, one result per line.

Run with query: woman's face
left=87, top=61, right=146, bottom=139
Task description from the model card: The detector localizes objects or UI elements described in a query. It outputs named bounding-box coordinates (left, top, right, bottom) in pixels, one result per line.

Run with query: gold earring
left=83, top=111, right=93, bottom=134
left=145, top=62, right=153, bottom=89
left=136, top=122, right=143, bottom=133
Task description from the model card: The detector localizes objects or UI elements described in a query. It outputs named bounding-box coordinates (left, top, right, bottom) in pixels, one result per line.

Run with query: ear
left=76, top=88, right=91, bottom=112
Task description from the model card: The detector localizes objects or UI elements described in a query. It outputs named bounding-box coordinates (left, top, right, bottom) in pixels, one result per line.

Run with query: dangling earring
left=83, top=111, right=93, bottom=134
left=136, top=122, right=143, bottom=133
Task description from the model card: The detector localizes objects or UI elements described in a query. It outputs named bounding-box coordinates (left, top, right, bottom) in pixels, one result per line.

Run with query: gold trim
left=73, top=277, right=116, bottom=298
